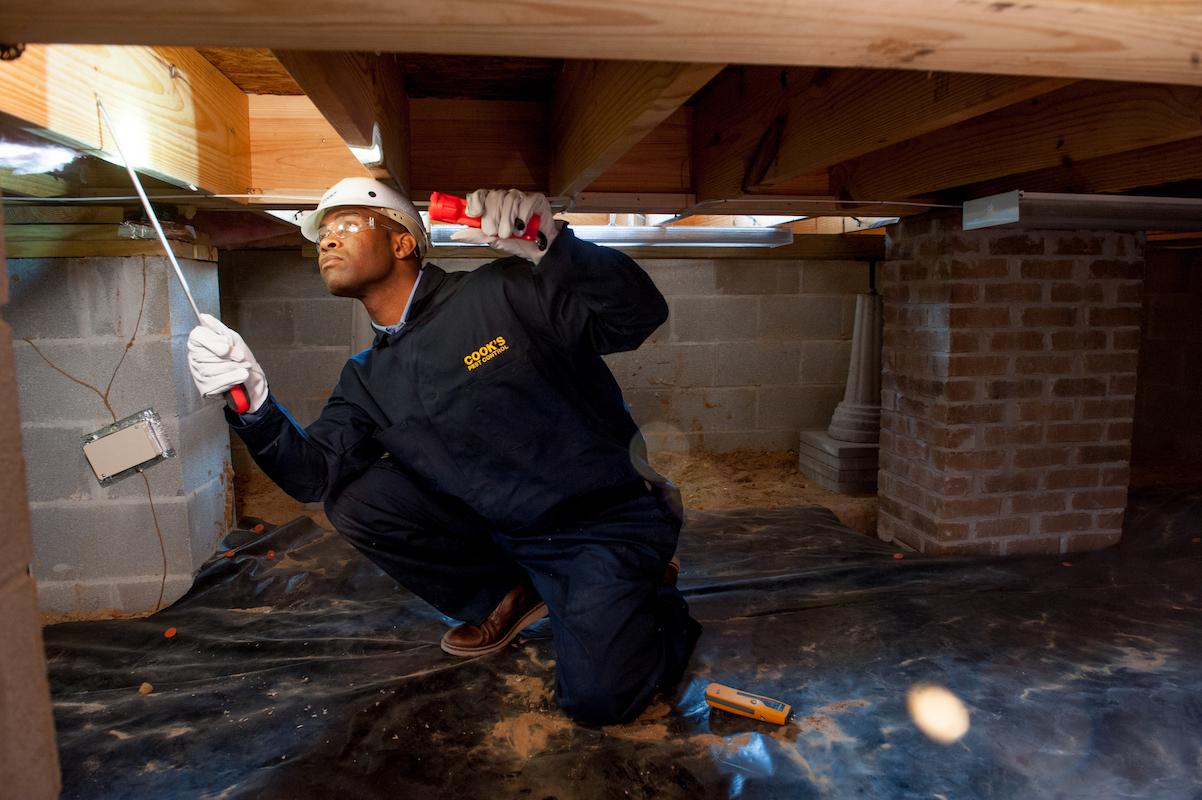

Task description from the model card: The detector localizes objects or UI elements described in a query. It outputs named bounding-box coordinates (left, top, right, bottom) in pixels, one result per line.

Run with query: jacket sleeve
left=515, top=224, right=668, bottom=356
left=224, top=367, right=383, bottom=504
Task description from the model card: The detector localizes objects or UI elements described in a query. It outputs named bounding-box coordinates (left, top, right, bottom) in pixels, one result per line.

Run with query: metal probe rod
left=95, top=97, right=203, bottom=323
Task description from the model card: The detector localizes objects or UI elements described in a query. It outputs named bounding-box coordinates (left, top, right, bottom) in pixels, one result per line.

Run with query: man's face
left=316, top=207, right=414, bottom=297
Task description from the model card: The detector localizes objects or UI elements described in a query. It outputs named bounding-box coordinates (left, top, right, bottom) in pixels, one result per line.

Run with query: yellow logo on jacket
left=464, top=336, right=509, bottom=371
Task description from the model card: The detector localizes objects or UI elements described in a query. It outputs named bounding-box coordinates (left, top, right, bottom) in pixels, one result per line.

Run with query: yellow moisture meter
left=705, top=682, right=792, bottom=725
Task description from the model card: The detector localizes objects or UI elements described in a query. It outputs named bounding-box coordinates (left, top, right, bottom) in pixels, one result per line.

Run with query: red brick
left=934, top=521, right=972, bottom=542
left=981, top=472, right=1041, bottom=493
left=1112, top=329, right=1142, bottom=350
left=1014, top=446, right=1072, bottom=468
left=1089, top=259, right=1142, bottom=279
left=1094, top=510, right=1125, bottom=529
left=1022, top=307, right=1078, bottom=327
left=1046, top=423, right=1105, bottom=443
left=1088, top=307, right=1141, bottom=327
left=1050, top=283, right=1104, bottom=303
left=1079, top=445, right=1129, bottom=464
left=975, top=517, right=1031, bottom=537
left=942, top=497, right=1004, bottom=518
left=941, top=449, right=1007, bottom=470
left=1053, top=235, right=1103, bottom=256
left=987, top=379, right=1044, bottom=399
left=1106, top=422, right=1133, bottom=442
left=1052, top=378, right=1107, bottom=397
left=1046, top=467, right=1101, bottom=489
left=1071, top=489, right=1128, bottom=510
left=985, top=283, right=1042, bottom=302
left=950, top=258, right=1010, bottom=279
left=1021, top=259, right=1075, bottom=280
left=1015, top=354, right=1072, bottom=373
left=1109, top=374, right=1137, bottom=395
left=992, top=235, right=1046, bottom=256
left=943, top=476, right=972, bottom=497
left=1040, top=512, right=1093, bottom=533
left=1101, top=465, right=1132, bottom=487
left=883, top=285, right=910, bottom=303
left=1003, top=537, right=1062, bottom=555
left=935, top=540, right=1002, bottom=556
left=990, top=332, right=1045, bottom=351
left=949, top=283, right=979, bottom=303
left=950, top=332, right=981, bottom=353
left=1019, top=401, right=1074, bottom=422
left=1084, top=353, right=1139, bottom=373
left=1115, top=282, right=1143, bottom=303
left=948, top=355, right=1010, bottom=377
left=1081, top=398, right=1135, bottom=419
left=945, top=403, right=1006, bottom=424
left=950, top=307, right=1011, bottom=328
left=1051, top=330, right=1107, bottom=350
left=984, top=423, right=1044, bottom=445
left=1010, top=492, right=1067, bottom=513
left=1062, top=531, right=1122, bottom=553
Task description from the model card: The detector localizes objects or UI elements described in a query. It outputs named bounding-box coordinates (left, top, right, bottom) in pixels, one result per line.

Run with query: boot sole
left=440, top=601, right=549, bottom=657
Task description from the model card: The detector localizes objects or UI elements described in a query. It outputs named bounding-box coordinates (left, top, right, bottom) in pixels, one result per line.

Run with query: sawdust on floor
left=238, top=449, right=878, bottom=537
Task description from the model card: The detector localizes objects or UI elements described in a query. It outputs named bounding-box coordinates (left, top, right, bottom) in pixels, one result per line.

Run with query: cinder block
left=187, top=476, right=231, bottom=571
left=759, top=296, right=843, bottom=339
left=167, top=258, right=221, bottom=334
left=254, top=347, right=348, bottom=404
left=292, top=299, right=355, bottom=346
left=758, top=384, right=844, bottom=430
left=19, top=423, right=97, bottom=503
left=171, top=332, right=208, bottom=418
left=35, top=576, right=118, bottom=612
left=605, top=344, right=717, bottom=389
left=801, top=340, right=853, bottom=384
left=4, top=259, right=80, bottom=339
left=13, top=339, right=131, bottom=425
left=700, top=429, right=800, bottom=452
left=224, top=299, right=296, bottom=350
left=30, top=497, right=191, bottom=583
left=220, top=250, right=330, bottom=299
left=114, top=572, right=193, bottom=612
left=622, top=388, right=673, bottom=426
left=0, top=572, right=61, bottom=799
left=106, top=339, right=181, bottom=425
left=671, top=296, right=758, bottom=342
left=801, top=261, right=870, bottom=295
left=714, top=342, right=801, bottom=386
left=714, top=260, right=800, bottom=294
left=668, top=387, right=758, bottom=432
left=641, top=260, right=718, bottom=296
left=177, top=405, right=231, bottom=493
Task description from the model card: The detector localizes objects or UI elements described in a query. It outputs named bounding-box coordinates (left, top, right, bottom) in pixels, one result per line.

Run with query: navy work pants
left=323, top=460, right=701, bottom=725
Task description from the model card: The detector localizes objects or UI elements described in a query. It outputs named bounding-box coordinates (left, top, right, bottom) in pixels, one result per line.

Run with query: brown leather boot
left=440, top=582, right=548, bottom=657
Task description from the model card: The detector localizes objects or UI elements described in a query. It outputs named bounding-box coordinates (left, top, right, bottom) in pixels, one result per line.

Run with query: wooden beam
left=550, top=60, right=721, bottom=198
left=952, top=137, right=1202, bottom=199
left=0, top=45, right=250, bottom=197
left=694, top=67, right=1069, bottom=203
left=585, top=108, right=692, bottom=194
left=833, top=81, right=1202, bottom=202
left=3, top=1, right=1201, bottom=86
left=4, top=224, right=217, bottom=260
left=272, top=50, right=410, bottom=193
left=2, top=205, right=124, bottom=224
left=248, top=94, right=369, bottom=202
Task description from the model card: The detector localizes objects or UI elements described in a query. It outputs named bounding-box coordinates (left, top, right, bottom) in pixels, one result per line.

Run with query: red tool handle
left=428, top=191, right=542, bottom=243
left=226, top=384, right=251, bottom=414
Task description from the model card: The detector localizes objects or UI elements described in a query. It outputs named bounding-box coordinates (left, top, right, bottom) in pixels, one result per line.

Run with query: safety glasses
left=316, top=212, right=403, bottom=243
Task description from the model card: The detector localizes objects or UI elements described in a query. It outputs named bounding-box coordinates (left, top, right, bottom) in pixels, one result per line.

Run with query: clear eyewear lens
left=317, top=215, right=388, bottom=242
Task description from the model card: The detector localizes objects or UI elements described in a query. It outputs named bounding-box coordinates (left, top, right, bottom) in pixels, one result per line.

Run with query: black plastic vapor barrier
left=43, top=486, right=1202, bottom=799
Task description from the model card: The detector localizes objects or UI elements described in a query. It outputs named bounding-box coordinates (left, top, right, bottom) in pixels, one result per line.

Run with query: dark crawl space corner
left=43, top=486, right=1202, bottom=799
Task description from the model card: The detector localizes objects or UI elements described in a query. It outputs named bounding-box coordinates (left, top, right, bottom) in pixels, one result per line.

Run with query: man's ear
left=391, top=231, right=417, bottom=260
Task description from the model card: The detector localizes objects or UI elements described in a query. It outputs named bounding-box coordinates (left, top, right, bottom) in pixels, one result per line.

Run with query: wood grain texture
left=584, top=108, right=692, bottom=194
left=196, top=48, right=302, bottom=94
left=550, top=60, right=721, bottom=197
left=248, top=95, right=369, bottom=197
left=273, top=50, right=410, bottom=192
left=2, top=1, right=1200, bottom=85
left=833, top=81, right=1202, bottom=200
left=0, top=45, right=250, bottom=197
left=693, top=66, right=1068, bottom=202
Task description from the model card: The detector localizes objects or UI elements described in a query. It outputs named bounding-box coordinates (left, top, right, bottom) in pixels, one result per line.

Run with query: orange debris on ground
left=163, top=627, right=177, bottom=638
left=252, top=523, right=266, bottom=534
left=224, top=550, right=236, bottom=558
left=266, top=550, right=276, bottom=560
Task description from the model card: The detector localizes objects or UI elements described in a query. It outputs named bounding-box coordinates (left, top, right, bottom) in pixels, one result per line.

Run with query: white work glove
left=450, top=188, right=560, bottom=263
left=186, top=313, right=269, bottom=414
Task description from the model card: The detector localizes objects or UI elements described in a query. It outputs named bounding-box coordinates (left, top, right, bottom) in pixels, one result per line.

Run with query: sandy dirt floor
left=234, top=448, right=880, bottom=537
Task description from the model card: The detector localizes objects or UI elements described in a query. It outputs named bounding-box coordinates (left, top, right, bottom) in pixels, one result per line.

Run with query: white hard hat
left=302, top=177, right=430, bottom=258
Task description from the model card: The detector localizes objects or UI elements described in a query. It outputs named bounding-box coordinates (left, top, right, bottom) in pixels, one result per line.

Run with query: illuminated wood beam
left=273, top=50, right=410, bottom=193
left=0, top=44, right=250, bottom=198
left=550, top=60, right=721, bottom=198
left=2, top=1, right=1201, bottom=85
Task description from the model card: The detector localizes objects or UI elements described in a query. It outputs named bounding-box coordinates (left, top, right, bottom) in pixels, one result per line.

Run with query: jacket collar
left=372, top=264, right=448, bottom=348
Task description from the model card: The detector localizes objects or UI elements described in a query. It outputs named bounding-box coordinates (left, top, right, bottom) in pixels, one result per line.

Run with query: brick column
left=878, top=212, right=1143, bottom=555
left=0, top=202, right=61, bottom=796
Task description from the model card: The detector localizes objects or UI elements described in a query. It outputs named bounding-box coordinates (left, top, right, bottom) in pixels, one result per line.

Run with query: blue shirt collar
left=370, top=268, right=424, bottom=335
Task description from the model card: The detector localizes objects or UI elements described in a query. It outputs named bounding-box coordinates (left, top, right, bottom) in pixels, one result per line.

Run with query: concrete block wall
left=219, top=250, right=868, bottom=462
left=1132, top=246, right=1202, bottom=470
left=0, top=206, right=61, bottom=797
left=8, top=255, right=231, bottom=614
left=878, top=212, right=1143, bottom=555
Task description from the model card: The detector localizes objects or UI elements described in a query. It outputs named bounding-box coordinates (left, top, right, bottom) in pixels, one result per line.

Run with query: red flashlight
left=428, top=192, right=543, bottom=244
